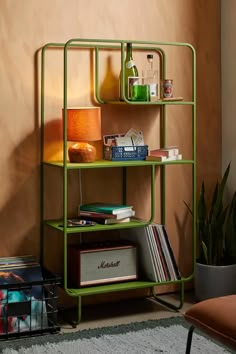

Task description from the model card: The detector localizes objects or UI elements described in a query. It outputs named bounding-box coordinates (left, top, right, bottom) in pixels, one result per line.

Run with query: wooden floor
left=59, top=291, right=195, bottom=332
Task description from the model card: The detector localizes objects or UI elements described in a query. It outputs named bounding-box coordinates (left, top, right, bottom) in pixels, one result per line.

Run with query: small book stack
left=79, top=202, right=135, bottom=225
left=145, top=146, right=182, bottom=162
left=120, top=224, right=180, bottom=282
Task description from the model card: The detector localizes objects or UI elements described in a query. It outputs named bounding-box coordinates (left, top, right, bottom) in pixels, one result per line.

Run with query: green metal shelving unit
left=40, top=38, right=196, bottom=325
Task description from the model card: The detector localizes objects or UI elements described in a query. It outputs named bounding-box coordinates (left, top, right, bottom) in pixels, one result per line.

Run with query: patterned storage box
left=103, top=145, right=148, bottom=161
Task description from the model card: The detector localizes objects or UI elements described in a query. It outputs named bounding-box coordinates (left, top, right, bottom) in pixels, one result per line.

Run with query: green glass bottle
left=120, top=42, right=139, bottom=100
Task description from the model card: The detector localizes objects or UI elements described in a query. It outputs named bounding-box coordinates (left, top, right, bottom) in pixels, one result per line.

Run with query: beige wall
left=0, top=0, right=221, bottom=301
left=221, top=0, right=236, bottom=197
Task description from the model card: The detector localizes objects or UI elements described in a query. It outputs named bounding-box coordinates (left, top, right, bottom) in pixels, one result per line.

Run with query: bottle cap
left=147, top=54, right=153, bottom=59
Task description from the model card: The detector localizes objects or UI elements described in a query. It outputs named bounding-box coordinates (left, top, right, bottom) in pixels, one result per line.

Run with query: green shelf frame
left=43, top=159, right=195, bottom=169
left=66, top=279, right=186, bottom=297
left=46, top=218, right=150, bottom=233
left=40, top=38, right=197, bottom=325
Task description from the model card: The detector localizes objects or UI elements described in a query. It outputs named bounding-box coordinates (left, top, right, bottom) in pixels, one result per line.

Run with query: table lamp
left=65, top=107, right=101, bottom=163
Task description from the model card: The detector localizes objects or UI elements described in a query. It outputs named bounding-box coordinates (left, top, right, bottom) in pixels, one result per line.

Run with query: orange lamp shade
left=66, top=107, right=101, bottom=142
left=64, top=107, right=102, bottom=163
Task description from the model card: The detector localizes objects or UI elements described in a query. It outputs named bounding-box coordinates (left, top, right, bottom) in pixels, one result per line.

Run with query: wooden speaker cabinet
left=68, top=242, right=138, bottom=287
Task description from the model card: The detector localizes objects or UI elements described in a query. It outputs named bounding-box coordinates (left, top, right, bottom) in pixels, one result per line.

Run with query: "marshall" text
left=98, top=260, right=120, bottom=269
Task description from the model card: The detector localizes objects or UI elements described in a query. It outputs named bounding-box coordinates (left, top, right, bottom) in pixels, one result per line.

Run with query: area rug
left=0, top=316, right=232, bottom=354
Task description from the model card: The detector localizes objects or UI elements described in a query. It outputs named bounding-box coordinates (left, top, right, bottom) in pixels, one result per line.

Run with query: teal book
left=79, top=202, right=133, bottom=215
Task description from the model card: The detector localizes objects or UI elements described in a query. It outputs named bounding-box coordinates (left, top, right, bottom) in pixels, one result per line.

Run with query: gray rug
left=0, top=316, right=232, bottom=353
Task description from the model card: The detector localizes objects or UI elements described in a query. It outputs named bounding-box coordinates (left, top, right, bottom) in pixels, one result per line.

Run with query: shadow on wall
left=0, top=48, right=43, bottom=258
left=0, top=45, right=66, bottom=258
left=0, top=117, right=74, bottom=258
left=0, top=129, right=41, bottom=257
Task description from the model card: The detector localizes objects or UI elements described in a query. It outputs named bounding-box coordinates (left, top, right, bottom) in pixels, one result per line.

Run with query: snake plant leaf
left=201, top=240, right=208, bottom=265
left=209, top=163, right=230, bottom=223
left=183, top=200, right=193, bottom=217
left=198, top=182, right=207, bottom=223
left=225, top=191, right=236, bottom=263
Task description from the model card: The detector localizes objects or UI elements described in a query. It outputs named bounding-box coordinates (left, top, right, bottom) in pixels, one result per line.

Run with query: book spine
left=79, top=204, right=133, bottom=215
left=149, top=148, right=179, bottom=157
left=80, top=216, right=130, bottom=224
left=79, top=211, right=116, bottom=219
left=80, top=216, right=107, bottom=224
left=146, top=154, right=182, bottom=162
left=79, top=206, right=114, bottom=214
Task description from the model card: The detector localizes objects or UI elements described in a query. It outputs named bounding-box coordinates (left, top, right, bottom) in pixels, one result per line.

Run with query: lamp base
left=68, top=143, right=96, bottom=163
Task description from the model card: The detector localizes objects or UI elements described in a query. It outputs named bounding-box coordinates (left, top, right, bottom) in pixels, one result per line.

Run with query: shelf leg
left=151, top=282, right=184, bottom=311
left=70, top=296, right=82, bottom=328
left=76, top=296, right=82, bottom=325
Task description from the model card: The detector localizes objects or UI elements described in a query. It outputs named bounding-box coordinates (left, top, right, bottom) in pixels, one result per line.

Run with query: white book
left=146, top=154, right=182, bottom=162
left=119, top=227, right=159, bottom=282
left=149, top=147, right=179, bottom=158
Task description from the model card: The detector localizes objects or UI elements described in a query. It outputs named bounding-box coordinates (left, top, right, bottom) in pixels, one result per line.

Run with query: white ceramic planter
left=195, top=262, right=236, bottom=302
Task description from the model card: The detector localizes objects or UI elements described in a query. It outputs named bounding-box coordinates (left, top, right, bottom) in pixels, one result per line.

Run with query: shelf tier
left=65, top=279, right=184, bottom=297
left=45, top=219, right=150, bottom=233
left=44, top=159, right=195, bottom=169
left=100, top=100, right=195, bottom=105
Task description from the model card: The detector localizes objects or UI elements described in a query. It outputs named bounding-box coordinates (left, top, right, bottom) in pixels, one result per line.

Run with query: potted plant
left=185, top=163, right=236, bottom=301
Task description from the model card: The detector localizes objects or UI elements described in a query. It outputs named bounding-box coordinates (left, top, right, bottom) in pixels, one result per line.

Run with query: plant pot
left=195, top=262, right=236, bottom=302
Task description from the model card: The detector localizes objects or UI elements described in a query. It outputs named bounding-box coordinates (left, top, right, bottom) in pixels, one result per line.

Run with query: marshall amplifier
left=67, top=241, right=137, bottom=287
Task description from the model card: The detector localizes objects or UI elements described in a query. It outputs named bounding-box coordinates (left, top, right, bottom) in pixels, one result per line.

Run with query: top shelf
left=42, top=38, right=196, bottom=51
left=41, top=38, right=196, bottom=107
left=97, top=100, right=195, bottom=106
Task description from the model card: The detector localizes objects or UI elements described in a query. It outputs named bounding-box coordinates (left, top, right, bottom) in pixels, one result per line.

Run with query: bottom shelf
left=65, top=279, right=184, bottom=297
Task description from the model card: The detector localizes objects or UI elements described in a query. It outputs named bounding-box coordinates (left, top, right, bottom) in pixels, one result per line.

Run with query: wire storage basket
left=0, top=267, right=61, bottom=340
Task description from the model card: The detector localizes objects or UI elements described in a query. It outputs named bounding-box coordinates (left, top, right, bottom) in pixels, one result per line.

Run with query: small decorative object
left=65, top=107, right=101, bottom=163
left=103, top=129, right=148, bottom=161
left=161, top=79, right=173, bottom=98
left=142, top=54, right=159, bottom=99
left=130, top=84, right=150, bottom=101
left=120, top=42, right=139, bottom=100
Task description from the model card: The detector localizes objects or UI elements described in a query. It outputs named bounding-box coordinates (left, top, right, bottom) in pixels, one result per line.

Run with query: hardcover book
left=79, top=209, right=135, bottom=220
left=80, top=216, right=131, bottom=225
left=79, top=202, right=133, bottom=215
left=148, top=147, right=179, bottom=158
left=146, top=154, right=182, bottom=162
